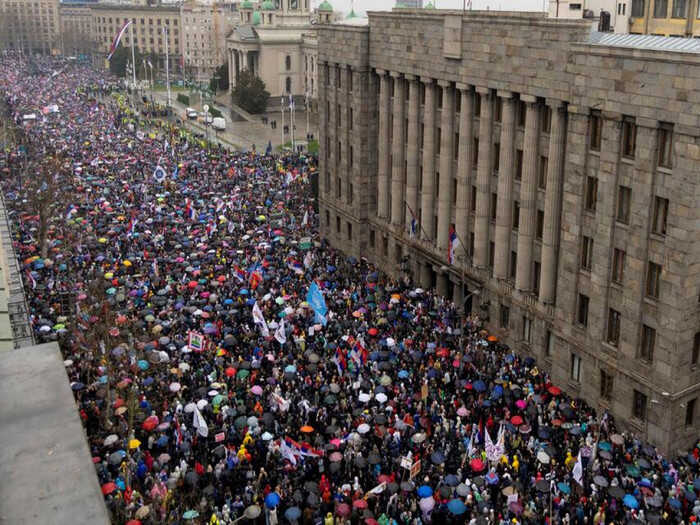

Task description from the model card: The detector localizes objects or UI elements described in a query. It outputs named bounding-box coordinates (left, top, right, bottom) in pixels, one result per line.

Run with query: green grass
left=276, top=139, right=319, bottom=154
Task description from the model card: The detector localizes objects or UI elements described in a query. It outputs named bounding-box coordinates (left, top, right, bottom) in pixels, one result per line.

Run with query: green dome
left=241, top=0, right=254, bottom=8
left=424, top=1, right=435, bottom=7
left=252, top=11, right=261, bottom=24
left=261, top=0, right=276, bottom=9
left=318, top=0, right=333, bottom=11
left=346, top=8, right=357, bottom=17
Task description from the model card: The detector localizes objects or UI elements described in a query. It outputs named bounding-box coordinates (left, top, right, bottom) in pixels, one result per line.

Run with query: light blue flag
left=306, top=282, right=327, bottom=326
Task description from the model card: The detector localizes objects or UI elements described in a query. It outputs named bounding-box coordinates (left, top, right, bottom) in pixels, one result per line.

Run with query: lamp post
left=280, top=96, right=285, bottom=148
left=203, top=104, right=210, bottom=146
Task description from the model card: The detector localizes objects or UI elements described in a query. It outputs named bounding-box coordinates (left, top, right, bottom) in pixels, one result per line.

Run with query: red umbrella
left=470, top=458, right=485, bottom=472
left=217, top=275, right=226, bottom=282
left=225, top=367, right=236, bottom=377
left=336, top=503, right=351, bottom=516
left=436, top=348, right=449, bottom=358
left=378, top=474, right=392, bottom=483
left=101, top=482, right=117, bottom=495
left=188, top=281, right=198, bottom=289
left=353, top=499, right=368, bottom=509
left=511, top=415, right=524, bottom=426
left=365, top=519, right=379, bottom=525
left=142, top=415, right=159, bottom=431
left=126, top=521, right=142, bottom=525
left=368, top=328, right=378, bottom=336
left=548, top=386, right=562, bottom=396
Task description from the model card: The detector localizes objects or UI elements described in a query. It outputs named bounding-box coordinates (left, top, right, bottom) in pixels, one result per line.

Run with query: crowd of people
left=2, top=51, right=700, bottom=525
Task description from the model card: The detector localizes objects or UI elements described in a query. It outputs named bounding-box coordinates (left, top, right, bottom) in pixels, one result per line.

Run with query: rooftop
left=0, top=342, right=110, bottom=525
left=587, top=30, right=700, bottom=54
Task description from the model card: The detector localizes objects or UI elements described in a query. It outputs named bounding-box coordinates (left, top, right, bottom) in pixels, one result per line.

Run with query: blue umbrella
left=557, top=482, right=570, bottom=494
left=473, top=380, right=486, bottom=392
left=444, top=474, right=459, bottom=487
left=686, top=489, right=697, bottom=503
left=669, top=497, right=682, bottom=509
left=398, top=370, right=410, bottom=379
left=284, top=506, right=301, bottom=520
left=284, top=365, right=297, bottom=374
left=138, top=360, right=149, bottom=370
left=417, top=485, right=433, bottom=498
left=485, top=471, right=499, bottom=485
left=491, top=385, right=504, bottom=399
left=694, top=478, right=700, bottom=491
left=623, top=494, right=639, bottom=509
left=143, top=377, right=154, bottom=386
left=447, top=499, right=467, bottom=515
left=265, top=492, right=281, bottom=508
left=239, top=289, right=249, bottom=295
left=598, top=441, right=612, bottom=452
left=156, top=435, right=169, bottom=447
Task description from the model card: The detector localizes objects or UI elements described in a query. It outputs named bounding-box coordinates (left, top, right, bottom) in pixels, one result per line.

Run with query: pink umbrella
left=457, top=407, right=468, bottom=417
left=330, top=438, right=341, bottom=447
left=250, top=385, right=263, bottom=396
left=516, top=399, right=527, bottom=410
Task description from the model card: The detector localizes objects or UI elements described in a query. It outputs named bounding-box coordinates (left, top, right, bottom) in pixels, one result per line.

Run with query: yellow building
left=91, top=3, right=181, bottom=73
left=0, top=0, right=61, bottom=55
left=629, top=0, right=700, bottom=36
left=59, top=2, right=94, bottom=57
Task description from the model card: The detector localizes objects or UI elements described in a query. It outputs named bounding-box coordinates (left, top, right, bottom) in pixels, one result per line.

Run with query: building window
left=607, top=308, right=621, bottom=346
left=646, top=261, right=661, bottom=299
left=500, top=304, right=510, bottom=329
left=494, top=96, right=502, bottom=122
left=349, top=183, right=353, bottom=204
left=523, top=316, right=532, bottom=343
left=286, top=77, right=292, bottom=93
left=581, top=236, right=593, bottom=271
left=571, top=353, right=582, bottom=382
left=654, top=0, right=668, bottom=16
left=349, top=108, right=353, bottom=130
left=542, top=105, right=552, bottom=134
left=686, top=398, right=697, bottom=426
left=510, top=251, right=517, bottom=280
left=621, top=116, right=637, bottom=158
left=545, top=330, right=554, bottom=357
left=671, top=0, right=687, bottom=17
left=640, top=324, right=656, bottom=362
left=658, top=123, right=673, bottom=168
left=533, top=261, right=541, bottom=296
left=585, top=177, right=598, bottom=212
left=336, top=176, right=341, bottom=199
left=512, top=202, right=520, bottom=230
left=336, top=67, right=341, bottom=88
left=589, top=110, right=602, bottom=151
left=348, top=69, right=353, bottom=92
left=369, top=229, right=375, bottom=248
left=517, top=99, right=526, bottom=127
left=469, top=233, right=475, bottom=257
left=472, top=138, right=479, bottom=168
left=652, top=196, right=669, bottom=235
left=474, top=92, right=481, bottom=116
left=382, top=236, right=389, bottom=256
left=693, top=332, right=700, bottom=366
left=489, top=241, right=495, bottom=269
left=631, top=0, right=645, bottom=16
left=285, top=55, right=291, bottom=71
left=536, top=209, right=544, bottom=240
left=538, top=156, right=548, bottom=189
left=349, top=146, right=354, bottom=169
left=336, top=216, right=341, bottom=234
left=515, top=149, right=523, bottom=180
left=493, top=143, right=500, bottom=174
left=577, top=293, right=589, bottom=327
left=347, top=222, right=352, bottom=241
left=617, top=186, right=631, bottom=224
left=633, top=390, right=648, bottom=421
left=612, top=248, right=625, bottom=284
left=470, top=186, right=477, bottom=214
left=600, top=370, right=614, bottom=400
left=490, top=193, right=497, bottom=222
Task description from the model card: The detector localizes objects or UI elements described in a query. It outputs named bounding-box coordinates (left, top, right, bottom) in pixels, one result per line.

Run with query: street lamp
left=203, top=104, right=210, bottom=145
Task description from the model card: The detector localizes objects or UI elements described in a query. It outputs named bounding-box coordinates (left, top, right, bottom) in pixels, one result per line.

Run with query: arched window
left=286, top=76, right=292, bottom=93
left=285, top=55, right=291, bottom=71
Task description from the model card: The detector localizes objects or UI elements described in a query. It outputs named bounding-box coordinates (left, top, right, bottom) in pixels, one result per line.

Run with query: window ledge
left=657, top=166, right=672, bottom=175
left=588, top=149, right=601, bottom=156
left=615, top=221, right=630, bottom=229
left=649, top=232, right=666, bottom=242
left=643, top=297, right=658, bottom=308
left=621, top=156, right=635, bottom=165
left=601, top=341, right=618, bottom=353
left=629, top=418, right=644, bottom=432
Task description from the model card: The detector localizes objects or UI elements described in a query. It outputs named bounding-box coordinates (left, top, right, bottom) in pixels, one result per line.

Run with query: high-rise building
left=59, top=1, right=95, bottom=57
left=317, top=9, right=700, bottom=456
left=0, top=0, right=61, bottom=55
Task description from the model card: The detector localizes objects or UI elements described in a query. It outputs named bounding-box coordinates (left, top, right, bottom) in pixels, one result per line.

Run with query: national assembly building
left=316, top=9, right=700, bottom=455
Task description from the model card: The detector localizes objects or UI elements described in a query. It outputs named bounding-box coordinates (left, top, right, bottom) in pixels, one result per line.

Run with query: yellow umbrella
left=123, top=260, right=132, bottom=267
left=104, top=272, right=114, bottom=279
left=128, top=438, right=141, bottom=449
left=98, top=237, right=107, bottom=244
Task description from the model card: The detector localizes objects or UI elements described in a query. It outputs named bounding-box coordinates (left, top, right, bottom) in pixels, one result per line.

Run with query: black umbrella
left=593, top=475, right=609, bottom=487
left=185, top=471, right=199, bottom=486
left=368, top=452, right=381, bottom=464
left=535, top=480, right=550, bottom=492
left=400, top=481, right=414, bottom=491
left=304, top=481, right=319, bottom=494
left=608, top=486, right=625, bottom=499
left=355, top=456, right=367, bottom=468
left=387, top=482, right=399, bottom=494
left=325, top=424, right=338, bottom=435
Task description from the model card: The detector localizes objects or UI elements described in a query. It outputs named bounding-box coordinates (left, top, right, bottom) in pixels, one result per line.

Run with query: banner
left=252, top=301, right=270, bottom=337
left=188, top=331, right=205, bottom=352
left=306, top=281, right=328, bottom=326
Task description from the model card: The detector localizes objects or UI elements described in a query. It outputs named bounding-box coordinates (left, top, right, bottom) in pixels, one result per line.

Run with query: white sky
left=320, top=0, right=547, bottom=16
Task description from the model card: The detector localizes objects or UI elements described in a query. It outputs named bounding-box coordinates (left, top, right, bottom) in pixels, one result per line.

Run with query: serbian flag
left=107, top=20, right=132, bottom=60
left=127, top=217, right=137, bottom=236
left=233, top=265, right=246, bottom=283
left=249, top=270, right=263, bottom=290
left=448, top=225, right=459, bottom=264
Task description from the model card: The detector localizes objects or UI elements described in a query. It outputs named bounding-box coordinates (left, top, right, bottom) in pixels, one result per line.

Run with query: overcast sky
left=324, top=0, right=547, bottom=16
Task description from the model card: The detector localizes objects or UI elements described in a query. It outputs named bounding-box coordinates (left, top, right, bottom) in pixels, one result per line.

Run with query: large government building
left=317, top=10, right=700, bottom=455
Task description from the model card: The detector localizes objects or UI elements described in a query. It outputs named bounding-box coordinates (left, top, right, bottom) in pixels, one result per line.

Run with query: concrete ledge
left=0, top=342, right=109, bottom=525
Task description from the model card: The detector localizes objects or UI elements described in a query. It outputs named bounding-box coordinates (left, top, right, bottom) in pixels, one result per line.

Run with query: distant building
left=0, top=0, right=61, bottom=55
left=396, top=0, right=423, bottom=7
left=59, top=1, right=95, bottom=56
left=628, top=0, right=700, bottom=37
left=547, top=0, right=628, bottom=32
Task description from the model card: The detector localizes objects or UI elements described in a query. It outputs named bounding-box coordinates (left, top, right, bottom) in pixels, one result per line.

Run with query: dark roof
left=236, top=24, right=259, bottom=41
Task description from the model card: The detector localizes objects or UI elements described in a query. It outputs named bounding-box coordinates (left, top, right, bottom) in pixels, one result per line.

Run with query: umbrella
left=473, top=380, right=486, bottom=392
left=357, top=423, right=370, bottom=434
left=336, top=503, right=351, bottom=516
left=623, top=494, right=639, bottom=509
left=244, top=505, right=262, bottom=519
left=300, top=425, right=314, bottom=433
left=447, top=499, right=467, bottom=515
left=419, top=497, right=435, bottom=512
left=284, top=507, right=301, bottom=521
left=430, top=451, right=445, bottom=464
left=485, top=471, right=499, bottom=485
left=264, top=492, right=281, bottom=508
left=353, top=499, right=368, bottom=509
left=329, top=452, right=343, bottom=462
left=183, top=510, right=199, bottom=520
left=104, top=434, right=119, bottom=446
left=401, top=481, right=415, bottom=492
left=535, top=480, right=550, bottom=492
left=470, top=458, right=485, bottom=472
left=608, top=486, right=625, bottom=499
left=250, top=385, right=263, bottom=395
left=417, top=485, right=433, bottom=498
left=594, top=475, right=609, bottom=488
left=537, top=450, right=550, bottom=464
left=444, top=474, right=459, bottom=487
left=557, top=482, right=570, bottom=494
left=101, top=482, right=117, bottom=495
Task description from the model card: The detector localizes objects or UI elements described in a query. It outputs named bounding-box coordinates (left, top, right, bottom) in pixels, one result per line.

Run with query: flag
left=147, top=59, right=153, bottom=69
left=485, top=426, right=503, bottom=463
left=153, top=165, right=167, bottom=183
left=25, top=271, right=36, bottom=290
left=274, top=318, right=286, bottom=345
left=406, top=203, right=418, bottom=238
left=448, top=225, right=458, bottom=264
left=279, top=439, right=298, bottom=466
left=249, top=269, right=263, bottom=290
left=467, top=424, right=477, bottom=457
left=107, top=20, right=132, bottom=60
left=172, top=165, right=179, bottom=179
left=306, top=282, right=328, bottom=326
left=65, top=205, right=77, bottom=220
left=302, top=210, right=308, bottom=227
left=252, top=301, right=270, bottom=337
left=193, top=407, right=208, bottom=437
left=572, top=450, right=583, bottom=486
left=233, top=265, right=246, bottom=283
left=127, top=217, right=137, bottom=236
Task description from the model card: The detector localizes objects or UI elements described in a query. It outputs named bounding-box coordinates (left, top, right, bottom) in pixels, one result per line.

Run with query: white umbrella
left=375, top=393, right=388, bottom=403
left=357, top=423, right=370, bottom=434
left=208, top=390, right=218, bottom=397
left=169, top=382, right=181, bottom=392
left=537, top=450, right=550, bottom=464
left=358, top=392, right=371, bottom=403
left=179, top=362, right=191, bottom=372
left=104, top=434, right=119, bottom=446
left=197, top=399, right=208, bottom=410
left=386, top=337, right=395, bottom=347
left=184, top=402, right=196, bottom=413
left=261, top=432, right=273, bottom=441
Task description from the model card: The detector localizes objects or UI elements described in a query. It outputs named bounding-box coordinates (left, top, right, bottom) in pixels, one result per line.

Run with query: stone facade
left=0, top=0, right=60, bottom=55
left=317, top=9, right=700, bottom=456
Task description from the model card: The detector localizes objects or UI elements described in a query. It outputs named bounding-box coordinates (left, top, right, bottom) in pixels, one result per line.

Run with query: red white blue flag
left=107, top=20, right=132, bottom=61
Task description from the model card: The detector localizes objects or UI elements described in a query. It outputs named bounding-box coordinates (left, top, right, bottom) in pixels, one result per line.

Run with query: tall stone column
left=391, top=72, right=406, bottom=226
left=405, top=75, right=420, bottom=229
left=455, top=84, right=474, bottom=258
left=437, top=80, right=455, bottom=252
left=494, top=91, right=515, bottom=280
left=474, top=87, right=493, bottom=268
left=377, top=69, right=391, bottom=220
left=319, top=62, right=328, bottom=196
left=540, top=100, right=567, bottom=304
left=421, top=77, right=436, bottom=243
left=515, top=95, right=540, bottom=292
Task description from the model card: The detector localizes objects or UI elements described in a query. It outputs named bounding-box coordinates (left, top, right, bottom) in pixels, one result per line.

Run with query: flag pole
left=129, top=20, right=136, bottom=110
left=164, top=27, right=171, bottom=109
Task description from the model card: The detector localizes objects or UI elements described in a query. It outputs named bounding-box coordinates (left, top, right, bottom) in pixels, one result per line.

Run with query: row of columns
left=227, top=48, right=258, bottom=90
left=374, top=70, right=567, bottom=305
